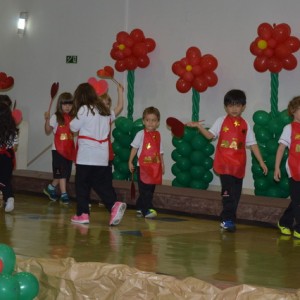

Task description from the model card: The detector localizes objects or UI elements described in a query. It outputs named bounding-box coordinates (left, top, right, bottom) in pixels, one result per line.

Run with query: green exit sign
left=66, top=55, right=78, bottom=64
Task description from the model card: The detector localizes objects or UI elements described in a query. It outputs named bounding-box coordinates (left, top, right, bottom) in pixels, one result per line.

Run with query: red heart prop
left=50, top=82, right=59, bottom=98
left=104, top=66, right=114, bottom=77
left=12, top=109, right=23, bottom=125
left=166, top=117, right=185, bottom=138
left=0, top=72, right=14, bottom=90
left=88, top=77, right=108, bottom=96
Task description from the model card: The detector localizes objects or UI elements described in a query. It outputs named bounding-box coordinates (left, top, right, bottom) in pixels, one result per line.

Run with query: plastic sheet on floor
left=16, top=256, right=300, bottom=300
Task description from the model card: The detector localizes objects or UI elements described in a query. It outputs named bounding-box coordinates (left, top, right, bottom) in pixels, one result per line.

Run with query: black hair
left=0, top=102, right=18, bottom=147
left=224, top=89, right=246, bottom=106
left=0, top=95, right=12, bottom=109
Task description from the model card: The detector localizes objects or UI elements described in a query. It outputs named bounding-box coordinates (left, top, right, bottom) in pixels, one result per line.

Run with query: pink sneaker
left=109, top=202, right=127, bottom=226
left=71, top=213, right=89, bottom=224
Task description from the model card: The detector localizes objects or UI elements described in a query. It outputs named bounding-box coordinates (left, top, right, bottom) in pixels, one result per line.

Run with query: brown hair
left=99, top=93, right=112, bottom=108
left=287, top=96, right=300, bottom=117
left=55, top=92, right=73, bottom=125
left=142, top=106, right=160, bottom=121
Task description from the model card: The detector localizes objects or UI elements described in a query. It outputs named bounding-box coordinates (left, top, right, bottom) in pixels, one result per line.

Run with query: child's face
left=225, top=103, right=245, bottom=117
left=62, top=103, right=72, bottom=114
left=143, top=113, right=159, bottom=132
left=292, top=107, right=300, bottom=122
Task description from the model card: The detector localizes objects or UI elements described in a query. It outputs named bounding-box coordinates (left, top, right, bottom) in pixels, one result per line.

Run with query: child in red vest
left=274, top=96, right=300, bottom=239
left=128, top=106, right=165, bottom=218
left=44, top=92, right=75, bottom=204
left=187, top=89, right=268, bottom=232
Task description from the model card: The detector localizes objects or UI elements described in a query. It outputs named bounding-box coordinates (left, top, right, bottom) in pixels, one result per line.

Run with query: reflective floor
left=1, top=193, right=300, bottom=291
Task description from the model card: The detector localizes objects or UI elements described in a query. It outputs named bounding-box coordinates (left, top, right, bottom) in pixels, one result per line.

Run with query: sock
left=48, top=184, right=56, bottom=190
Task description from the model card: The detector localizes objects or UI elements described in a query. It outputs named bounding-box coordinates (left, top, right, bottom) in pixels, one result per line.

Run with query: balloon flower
left=250, top=23, right=300, bottom=73
left=0, top=72, right=14, bottom=90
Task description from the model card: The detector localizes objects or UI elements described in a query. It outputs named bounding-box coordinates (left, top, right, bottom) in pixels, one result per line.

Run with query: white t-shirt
left=209, top=116, right=257, bottom=146
left=278, top=124, right=291, bottom=177
left=131, top=129, right=164, bottom=166
left=70, top=106, right=112, bottom=166
left=49, top=114, right=59, bottom=150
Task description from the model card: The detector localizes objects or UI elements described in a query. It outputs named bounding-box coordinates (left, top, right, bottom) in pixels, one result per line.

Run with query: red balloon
left=182, top=71, right=194, bottom=83
left=122, top=47, right=132, bottom=57
left=253, top=56, right=268, bottom=72
left=176, top=78, right=192, bottom=93
left=188, top=56, right=201, bottom=65
left=282, top=54, right=297, bottom=70
left=115, top=60, right=127, bottom=72
left=204, top=72, right=218, bottom=87
left=104, top=66, right=114, bottom=77
left=257, top=23, right=273, bottom=39
left=172, top=61, right=185, bottom=76
left=116, top=31, right=130, bottom=43
left=250, top=41, right=263, bottom=56
left=272, top=23, right=291, bottom=43
left=201, top=54, right=218, bottom=71
left=180, top=58, right=188, bottom=67
left=268, top=39, right=277, bottom=48
left=132, top=42, right=148, bottom=57
left=145, top=38, right=156, bottom=52
left=191, top=65, right=203, bottom=76
left=285, top=36, right=300, bottom=52
left=267, top=57, right=283, bottom=73
left=123, top=36, right=134, bottom=47
left=192, top=76, right=207, bottom=93
left=125, top=56, right=138, bottom=70
left=110, top=49, right=125, bottom=60
left=130, top=29, right=145, bottom=42
left=274, top=44, right=291, bottom=58
left=263, top=48, right=274, bottom=58
left=137, top=55, right=150, bottom=68
left=186, top=47, right=201, bottom=59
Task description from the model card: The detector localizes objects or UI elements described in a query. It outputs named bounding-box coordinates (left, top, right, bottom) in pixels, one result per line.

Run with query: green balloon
left=202, top=157, right=213, bottom=170
left=202, top=143, right=214, bottom=156
left=177, top=157, right=192, bottom=171
left=117, top=162, right=130, bottom=175
left=279, top=109, right=292, bottom=126
left=255, top=128, right=272, bottom=143
left=265, top=154, right=276, bottom=170
left=15, top=272, right=39, bottom=300
left=177, top=141, right=192, bottom=157
left=183, top=127, right=197, bottom=142
left=278, top=177, right=289, bottom=192
left=113, top=155, right=122, bottom=166
left=190, top=150, right=205, bottom=165
left=191, top=134, right=208, bottom=150
left=253, top=124, right=262, bottom=135
left=115, top=117, right=134, bottom=134
left=172, top=136, right=184, bottom=148
left=253, top=110, right=270, bottom=126
left=176, top=172, right=191, bottom=186
left=266, top=138, right=279, bottom=154
left=113, top=170, right=128, bottom=180
left=171, top=149, right=182, bottom=162
left=266, top=187, right=282, bottom=198
left=112, top=141, right=122, bottom=155
left=251, top=164, right=265, bottom=177
left=268, top=118, right=283, bottom=136
left=190, top=165, right=206, bottom=179
left=0, top=274, right=20, bottom=300
left=119, top=148, right=131, bottom=162
left=203, top=171, right=213, bottom=183
left=254, top=177, right=269, bottom=191
left=133, top=118, right=144, bottom=130
left=0, top=244, right=16, bottom=275
left=172, top=178, right=184, bottom=187
left=190, top=180, right=209, bottom=190
left=117, top=134, right=132, bottom=147
left=171, top=163, right=181, bottom=176
left=112, top=128, right=123, bottom=140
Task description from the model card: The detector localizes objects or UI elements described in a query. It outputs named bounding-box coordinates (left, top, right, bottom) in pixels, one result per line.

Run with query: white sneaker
left=5, top=197, right=14, bottom=213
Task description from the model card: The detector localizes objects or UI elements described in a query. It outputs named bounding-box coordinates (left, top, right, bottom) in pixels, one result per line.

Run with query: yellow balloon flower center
left=257, top=40, right=267, bottom=50
left=118, top=44, right=125, bottom=50
left=186, top=65, right=192, bottom=71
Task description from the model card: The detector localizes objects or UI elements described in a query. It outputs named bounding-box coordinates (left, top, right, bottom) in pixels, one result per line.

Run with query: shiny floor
left=1, top=193, right=300, bottom=291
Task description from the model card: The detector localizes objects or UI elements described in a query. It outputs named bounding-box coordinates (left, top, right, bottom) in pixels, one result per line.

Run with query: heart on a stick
left=166, top=117, right=185, bottom=138
left=88, top=77, right=109, bottom=96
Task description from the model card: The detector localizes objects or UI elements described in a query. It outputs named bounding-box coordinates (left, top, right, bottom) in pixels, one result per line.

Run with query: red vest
left=54, top=114, right=76, bottom=161
left=213, top=115, right=247, bottom=179
left=138, top=130, right=162, bottom=184
left=288, top=122, right=300, bottom=180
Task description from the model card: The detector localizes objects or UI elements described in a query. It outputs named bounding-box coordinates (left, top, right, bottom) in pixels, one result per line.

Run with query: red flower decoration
left=171, top=47, right=218, bottom=93
left=110, top=29, right=156, bottom=72
left=0, top=72, right=14, bottom=90
left=250, top=23, right=300, bottom=73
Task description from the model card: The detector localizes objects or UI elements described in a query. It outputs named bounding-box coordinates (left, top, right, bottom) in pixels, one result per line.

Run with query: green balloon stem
left=270, top=72, right=279, bottom=119
left=192, top=88, right=200, bottom=122
left=127, top=70, right=135, bottom=121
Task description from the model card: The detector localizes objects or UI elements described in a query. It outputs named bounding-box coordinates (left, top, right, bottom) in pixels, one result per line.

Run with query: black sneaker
left=43, top=186, right=58, bottom=201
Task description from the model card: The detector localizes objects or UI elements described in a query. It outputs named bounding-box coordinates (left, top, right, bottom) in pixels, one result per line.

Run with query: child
left=274, top=96, right=300, bottom=239
left=44, top=92, right=75, bottom=204
left=128, top=106, right=165, bottom=218
left=99, top=82, right=124, bottom=163
left=70, top=82, right=126, bottom=226
left=187, top=89, right=268, bottom=232
left=0, top=102, right=19, bottom=212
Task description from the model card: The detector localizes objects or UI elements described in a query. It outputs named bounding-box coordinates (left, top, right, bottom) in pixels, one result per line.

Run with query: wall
left=1, top=0, right=300, bottom=192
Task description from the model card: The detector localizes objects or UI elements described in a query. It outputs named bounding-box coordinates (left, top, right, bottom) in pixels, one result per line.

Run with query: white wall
left=1, top=0, right=300, bottom=192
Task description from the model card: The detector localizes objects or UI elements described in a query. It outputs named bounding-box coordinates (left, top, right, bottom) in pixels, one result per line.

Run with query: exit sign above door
left=66, top=56, right=78, bottom=64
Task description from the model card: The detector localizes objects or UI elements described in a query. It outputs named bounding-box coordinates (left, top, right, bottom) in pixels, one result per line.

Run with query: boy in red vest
left=274, top=96, right=300, bottom=239
left=187, top=89, right=268, bottom=232
left=128, top=106, right=164, bottom=218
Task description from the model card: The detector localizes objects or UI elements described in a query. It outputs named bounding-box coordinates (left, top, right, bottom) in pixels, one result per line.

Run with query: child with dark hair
left=274, top=96, right=300, bottom=239
left=44, top=92, right=75, bottom=204
left=70, top=83, right=126, bottom=226
left=0, top=102, right=19, bottom=212
left=187, top=89, right=268, bottom=232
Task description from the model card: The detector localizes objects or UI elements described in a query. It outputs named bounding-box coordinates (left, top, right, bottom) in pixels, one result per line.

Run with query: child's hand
left=44, top=111, right=50, bottom=120
left=260, top=162, right=268, bottom=175
left=117, top=83, right=124, bottom=92
left=186, top=120, right=205, bottom=128
left=128, top=162, right=135, bottom=173
left=274, top=168, right=281, bottom=181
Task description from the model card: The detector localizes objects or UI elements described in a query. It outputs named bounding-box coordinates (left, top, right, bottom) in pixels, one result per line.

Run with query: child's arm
left=186, top=121, right=214, bottom=140
left=250, top=144, right=268, bottom=175
left=113, top=83, right=124, bottom=117
left=161, top=154, right=165, bottom=175
left=44, top=112, right=53, bottom=135
left=274, top=143, right=286, bottom=181
left=128, top=147, right=138, bottom=173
